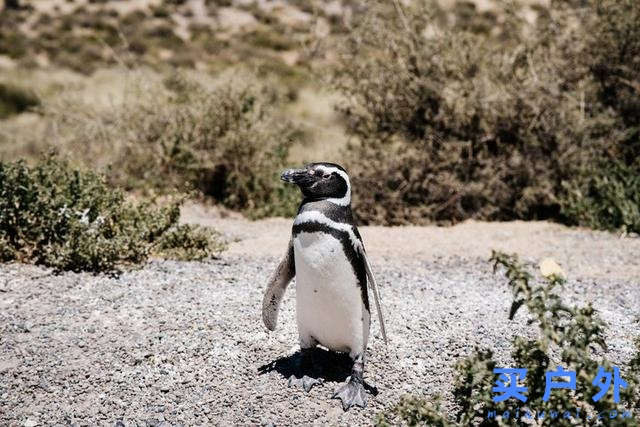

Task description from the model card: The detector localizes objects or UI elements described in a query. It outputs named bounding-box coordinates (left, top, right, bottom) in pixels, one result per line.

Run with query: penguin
left=261, top=162, right=388, bottom=410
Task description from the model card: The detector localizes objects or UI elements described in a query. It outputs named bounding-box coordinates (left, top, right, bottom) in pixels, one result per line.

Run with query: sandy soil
left=182, top=203, right=640, bottom=283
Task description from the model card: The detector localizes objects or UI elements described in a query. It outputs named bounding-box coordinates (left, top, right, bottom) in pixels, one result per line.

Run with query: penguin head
left=281, top=163, right=351, bottom=205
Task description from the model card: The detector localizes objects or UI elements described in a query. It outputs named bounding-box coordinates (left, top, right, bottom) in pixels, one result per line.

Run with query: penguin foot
left=332, top=377, right=367, bottom=411
left=288, top=375, right=324, bottom=392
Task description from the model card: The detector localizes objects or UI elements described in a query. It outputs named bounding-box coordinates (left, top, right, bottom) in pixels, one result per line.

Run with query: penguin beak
left=281, top=168, right=309, bottom=184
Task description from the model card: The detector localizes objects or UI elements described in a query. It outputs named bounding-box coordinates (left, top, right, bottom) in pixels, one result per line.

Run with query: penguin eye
left=322, top=173, right=331, bottom=179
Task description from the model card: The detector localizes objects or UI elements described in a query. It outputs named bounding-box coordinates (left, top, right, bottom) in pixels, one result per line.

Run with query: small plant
left=154, top=223, right=225, bottom=261
left=0, top=157, right=225, bottom=273
left=377, top=251, right=639, bottom=426
left=562, top=161, right=640, bottom=234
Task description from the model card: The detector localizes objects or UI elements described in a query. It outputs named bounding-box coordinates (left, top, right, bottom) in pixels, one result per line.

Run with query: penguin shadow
left=258, top=348, right=379, bottom=396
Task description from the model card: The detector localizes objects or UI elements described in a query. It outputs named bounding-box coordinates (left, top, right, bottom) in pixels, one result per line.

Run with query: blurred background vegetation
left=0, top=0, right=638, bottom=233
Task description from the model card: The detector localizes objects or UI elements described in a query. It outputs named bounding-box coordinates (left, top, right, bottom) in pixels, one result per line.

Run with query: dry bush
left=15, top=70, right=302, bottom=218
left=560, top=0, right=640, bottom=233
left=0, top=82, right=40, bottom=119
left=334, top=0, right=639, bottom=231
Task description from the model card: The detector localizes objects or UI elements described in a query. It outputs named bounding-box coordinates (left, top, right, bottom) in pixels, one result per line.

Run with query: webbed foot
left=332, top=376, right=367, bottom=410
left=288, top=374, right=324, bottom=392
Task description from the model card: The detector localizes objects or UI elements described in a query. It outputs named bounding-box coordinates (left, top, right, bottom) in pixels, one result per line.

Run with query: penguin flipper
left=262, top=239, right=295, bottom=331
left=362, top=253, right=388, bottom=345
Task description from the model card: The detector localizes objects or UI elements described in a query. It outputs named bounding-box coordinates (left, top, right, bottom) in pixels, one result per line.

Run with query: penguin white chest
left=293, top=231, right=369, bottom=356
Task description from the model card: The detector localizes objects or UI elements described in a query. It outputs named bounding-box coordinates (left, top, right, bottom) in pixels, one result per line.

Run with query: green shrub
left=154, top=223, right=225, bottom=261
left=0, top=83, right=40, bottom=119
left=0, top=157, right=225, bottom=272
left=377, top=251, right=639, bottom=426
left=334, top=0, right=639, bottom=230
left=562, top=161, right=640, bottom=234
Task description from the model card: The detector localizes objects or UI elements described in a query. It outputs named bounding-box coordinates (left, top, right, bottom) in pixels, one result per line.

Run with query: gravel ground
left=1, top=212, right=639, bottom=426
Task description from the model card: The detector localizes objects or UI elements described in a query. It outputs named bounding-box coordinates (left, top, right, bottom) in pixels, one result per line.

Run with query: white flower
left=539, top=258, right=565, bottom=279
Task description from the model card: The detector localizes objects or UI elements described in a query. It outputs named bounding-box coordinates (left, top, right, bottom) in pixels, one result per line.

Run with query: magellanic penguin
left=261, top=162, right=388, bottom=410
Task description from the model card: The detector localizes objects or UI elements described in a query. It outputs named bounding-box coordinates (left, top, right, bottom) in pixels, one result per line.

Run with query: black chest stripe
left=292, top=222, right=370, bottom=311
left=297, top=200, right=356, bottom=225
